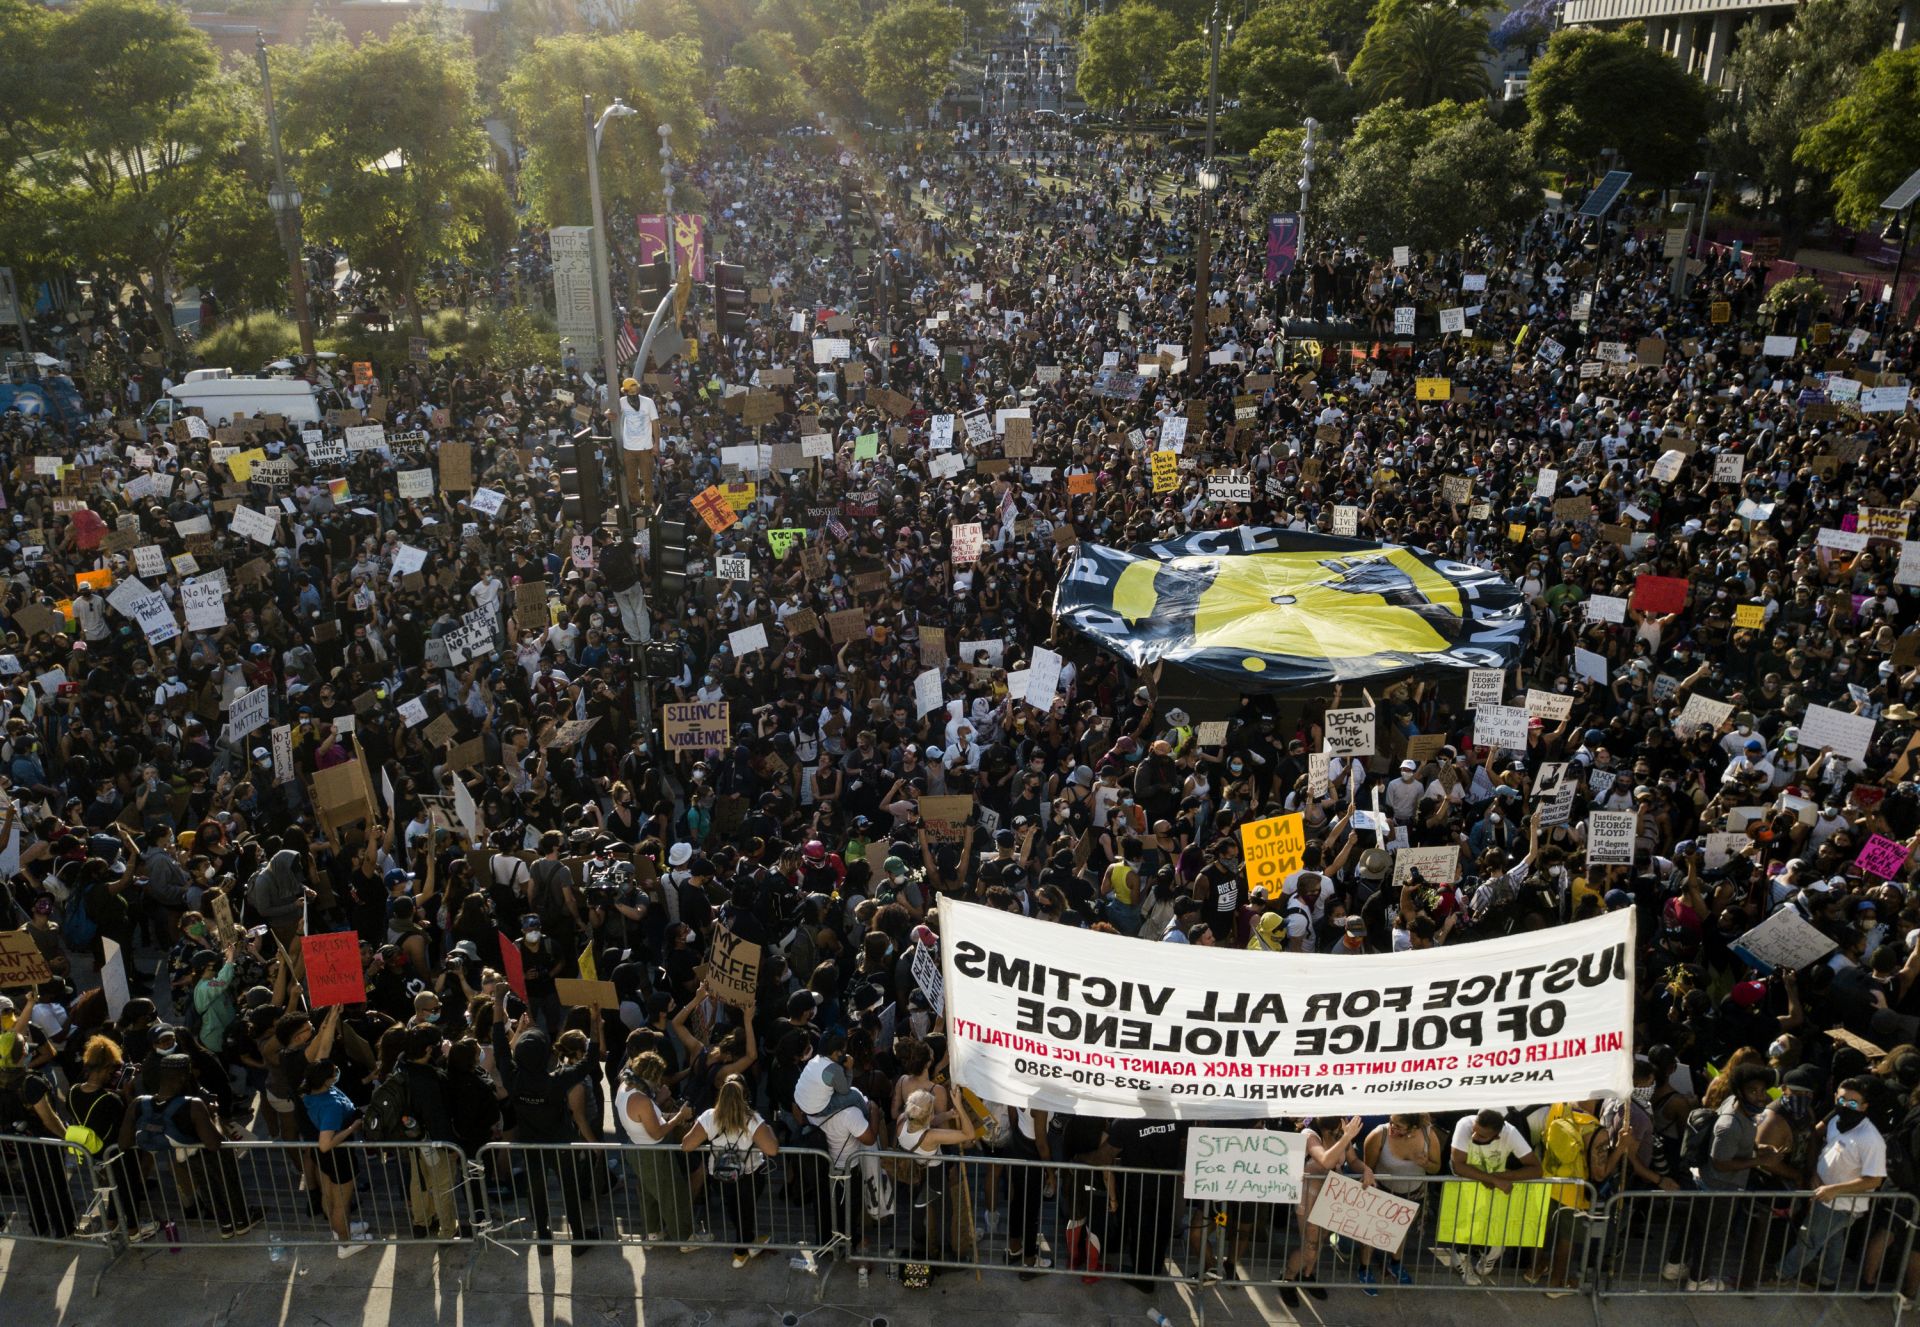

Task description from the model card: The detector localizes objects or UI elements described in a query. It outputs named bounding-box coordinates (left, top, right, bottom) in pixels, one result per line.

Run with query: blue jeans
left=1778, top=1200, right=1857, bottom=1286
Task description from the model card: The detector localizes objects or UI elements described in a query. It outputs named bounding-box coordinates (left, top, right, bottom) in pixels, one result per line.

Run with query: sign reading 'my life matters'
left=941, top=900, right=1633, bottom=1120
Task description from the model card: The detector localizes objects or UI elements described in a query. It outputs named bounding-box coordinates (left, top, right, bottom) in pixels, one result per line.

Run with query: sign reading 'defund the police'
left=941, top=900, right=1633, bottom=1120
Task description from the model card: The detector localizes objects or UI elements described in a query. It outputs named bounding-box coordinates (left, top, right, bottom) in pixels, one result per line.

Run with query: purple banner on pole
left=1265, top=213, right=1299, bottom=282
left=636, top=214, right=708, bottom=282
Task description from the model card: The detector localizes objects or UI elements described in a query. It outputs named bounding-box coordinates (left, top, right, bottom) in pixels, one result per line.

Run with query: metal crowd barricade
left=855, top=1148, right=1199, bottom=1290
left=469, top=1141, right=843, bottom=1289
left=95, top=1138, right=471, bottom=1252
left=0, top=1133, right=123, bottom=1292
left=1216, top=1174, right=1595, bottom=1298
left=1597, top=1187, right=1919, bottom=1305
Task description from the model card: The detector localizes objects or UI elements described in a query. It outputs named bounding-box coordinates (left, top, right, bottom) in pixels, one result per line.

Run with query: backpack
left=133, top=1095, right=196, bottom=1154
left=63, top=878, right=99, bottom=949
left=363, top=1071, right=423, bottom=1142
left=1682, top=1105, right=1719, bottom=1174
left=1885, top=1104, right=1920, bottom=1195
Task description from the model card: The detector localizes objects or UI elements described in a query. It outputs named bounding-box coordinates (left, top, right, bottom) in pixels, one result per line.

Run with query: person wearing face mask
left=1777, top=1077, right=1888, bottom=1290
left=1670, top=1065, right=1782, bottom=1291
left=397, top=1025, right=462, bottom=1239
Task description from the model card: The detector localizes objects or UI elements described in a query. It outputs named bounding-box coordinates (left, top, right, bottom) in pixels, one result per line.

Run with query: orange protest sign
left=692, top=485, right=739, bottom=534
left=74, top=569, right=114, bottom=592
left=1068, top=472, right=1096, bottom=496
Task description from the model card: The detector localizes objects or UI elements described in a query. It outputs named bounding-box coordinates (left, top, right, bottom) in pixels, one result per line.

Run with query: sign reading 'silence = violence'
left=662, top=700, right=729, bottom=751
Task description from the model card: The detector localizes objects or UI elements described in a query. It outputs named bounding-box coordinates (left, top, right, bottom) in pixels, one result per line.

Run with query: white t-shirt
left=620, top=394, right=659, bottom=453
left=696, top=1107, right=767, bottom=1176
left=1814, top=1116, right=1887, bottom=1213
left=1450, top=1117, right=1533, bottom=1175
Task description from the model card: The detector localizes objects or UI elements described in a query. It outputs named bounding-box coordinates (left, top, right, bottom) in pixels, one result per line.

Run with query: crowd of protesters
left=0, top=110, right=1917, bottom=1305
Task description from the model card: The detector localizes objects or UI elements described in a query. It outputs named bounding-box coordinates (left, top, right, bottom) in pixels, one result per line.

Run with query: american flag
left=615, top=316, right=638, bottom=365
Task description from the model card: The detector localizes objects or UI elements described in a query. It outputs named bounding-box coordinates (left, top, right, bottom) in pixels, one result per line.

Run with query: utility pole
left=1190, top=3, right=1225, bottom=362
left=256, top=33, right=316, bottom=361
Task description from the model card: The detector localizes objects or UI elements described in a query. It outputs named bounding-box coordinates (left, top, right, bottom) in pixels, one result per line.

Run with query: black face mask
left=1833, top=1105, right=1868, bottom=1132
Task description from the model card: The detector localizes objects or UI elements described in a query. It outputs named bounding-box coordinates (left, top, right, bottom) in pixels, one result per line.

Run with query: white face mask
left=524, top=930, right=542, bottom=945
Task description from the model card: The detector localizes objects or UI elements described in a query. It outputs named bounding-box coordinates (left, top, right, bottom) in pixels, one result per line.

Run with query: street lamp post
left=1190, top=3, right=1225, bottom=362
left=256, top=33, right=316, bottom=361
left=1880, top=167, right=1920, bottom=330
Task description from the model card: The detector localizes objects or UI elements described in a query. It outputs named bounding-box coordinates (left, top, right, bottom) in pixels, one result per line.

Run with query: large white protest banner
left=941, top=899, right=1634, bottom=1119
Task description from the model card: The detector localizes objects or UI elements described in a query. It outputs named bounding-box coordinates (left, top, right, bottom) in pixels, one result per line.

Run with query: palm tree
left=1356, top=6, right=1492, bottom=108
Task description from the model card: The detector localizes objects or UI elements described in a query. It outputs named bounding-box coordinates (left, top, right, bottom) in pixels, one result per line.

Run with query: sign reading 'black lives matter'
left=940, top=901, right=1634, bottom=1119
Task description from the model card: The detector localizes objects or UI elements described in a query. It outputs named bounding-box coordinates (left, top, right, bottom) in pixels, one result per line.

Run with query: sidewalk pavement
left=0, top=1233, right=1896, bottom=1327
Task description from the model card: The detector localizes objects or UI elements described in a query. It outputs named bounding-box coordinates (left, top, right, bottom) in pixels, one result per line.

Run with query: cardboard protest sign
left=1733, top=908, right=1838, bottom=973
left=1323, top=707, right=1375, bottom=757
left=554, top=978, right=620, bottom=1010
left=1241, top=813, right=1305, bottom=897
left=303, top=930, right=367, bottom=1006
left=0, top=930, right=54, bottom=986
left=705, top=924, right=763, bottom=1009
left=1309, top=1171, right=1420, bottom=1253
left=919, top=795, right=974, bottom=841
left=1183, top=1128, right=1306, bottom=1202
left=662, top=700, right=729, bottom=752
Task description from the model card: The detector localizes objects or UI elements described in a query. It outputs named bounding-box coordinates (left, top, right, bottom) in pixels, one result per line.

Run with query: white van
left=145, top=369, right=339, bottom=427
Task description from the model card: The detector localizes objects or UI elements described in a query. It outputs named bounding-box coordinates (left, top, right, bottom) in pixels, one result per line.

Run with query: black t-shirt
left=1104, top=1116, right=1186, bottom=1170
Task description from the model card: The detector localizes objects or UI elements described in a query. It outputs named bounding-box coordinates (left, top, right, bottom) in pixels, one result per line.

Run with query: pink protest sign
left=1857, top=834, right=1911, bottom=880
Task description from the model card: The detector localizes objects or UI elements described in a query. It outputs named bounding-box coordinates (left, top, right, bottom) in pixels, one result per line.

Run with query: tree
left=1353, top=5, right=1492, bottom=108
left=1525, top=25, right=1708, bottom=183
left=862, top=1, right=963, bottom=123
left=719, top=30, right=813, bottom=136
left=1715, top=0, right=1898, bottom=217
left=1214, top=5, right=1360, bottom=149
left=11, top=0, right=271, bottom=355
left=1798, top=46, right=1920, bottom=227
left=500, top=31, right=709, bottom=229
left=1258, top=99, right=1535, bottom=256
left=1076, top=2, right=1180, bottom=114
left=280, top=20, right=506, bottom=336
left=808, top=33, right=869, bottom=120
left=752, top=0, right=860, bottom=56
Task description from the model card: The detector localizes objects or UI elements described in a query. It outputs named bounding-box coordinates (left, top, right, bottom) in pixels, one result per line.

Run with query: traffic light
left=556, top=429, right=605, bottom=527
left=853, top=267, right=874, bottom=317
left=652, top=506, right=691, bottom=599
left=710, top=261, right=749, bottom=337
left=637, top=253, right=669, bottom=309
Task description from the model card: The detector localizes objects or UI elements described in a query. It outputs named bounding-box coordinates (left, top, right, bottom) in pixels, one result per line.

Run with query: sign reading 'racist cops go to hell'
left=940, top=900, right=1634, bottom=1119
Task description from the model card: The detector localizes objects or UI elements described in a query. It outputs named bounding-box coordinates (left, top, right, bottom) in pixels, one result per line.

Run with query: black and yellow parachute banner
left=1052, top=527, right=1529, bottom=692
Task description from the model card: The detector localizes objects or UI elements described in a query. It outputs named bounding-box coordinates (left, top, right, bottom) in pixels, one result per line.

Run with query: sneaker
left=131, top=1221, right=161, bottom=1244
left=1278, top=1284, right=1300, bottom=1308
left=349, top=1220, right=369, bottom=1238
left=229, top=1211, right=263, bottom=1239
left=733, top=1250, right=751, bottom=1269
left=1687, top=1277, right=1729, bottom=1292
left=1663, top=1261, right=1689, bottom=1283
left=1459, top=1263, right=1485, bottom=1287
left=336, top=1238, right=370, bottom=1260
left=1474, top=1251, right=1502, bottom=1278
left=1301, top=1275, right=1327, bottom=1301
left=1386, top=1258, right=1412, bottom=1286
left=679, top=1245, right=699, bottom=1254
left=1545, top=1289, right=1576, bottom=1299
left=1355, top=1265, right=1379, bottom=1297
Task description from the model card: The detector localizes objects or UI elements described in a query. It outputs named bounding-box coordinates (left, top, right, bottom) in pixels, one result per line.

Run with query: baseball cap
left=1400, top=758, right=1418, bottom=771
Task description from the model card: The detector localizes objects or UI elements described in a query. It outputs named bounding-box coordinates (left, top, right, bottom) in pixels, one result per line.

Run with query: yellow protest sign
left=1733, top=603, right=1765, bottom=630
left=1710, top=301, right=1731, bottom=325
left=1241, top=813, right=1305, bottom=897
left=1435, top=1182, right=1554, bottom=1249
left=1415, top=378, right=1451, bottom=401
left=766, top=527, right=808, bottom=559
left=227, top=448, right=268, bottom=482
left=1507, top=523, right=1527, bottom=543
left=1151, top=450, right=1179, bottom=493
left=722, top=482, right=757, bottom=512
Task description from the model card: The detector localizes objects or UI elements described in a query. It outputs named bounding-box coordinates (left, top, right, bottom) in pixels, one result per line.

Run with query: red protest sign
left=303, top=930, right=366, bottom=1006
left=1630, top=574, right=1690, bottom=615
left=497, top=930, right=527, bottom=1000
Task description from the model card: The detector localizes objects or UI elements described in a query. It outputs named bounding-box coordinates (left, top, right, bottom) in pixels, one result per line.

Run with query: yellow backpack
left=1541, top=1102, right=1599, bottom=1210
